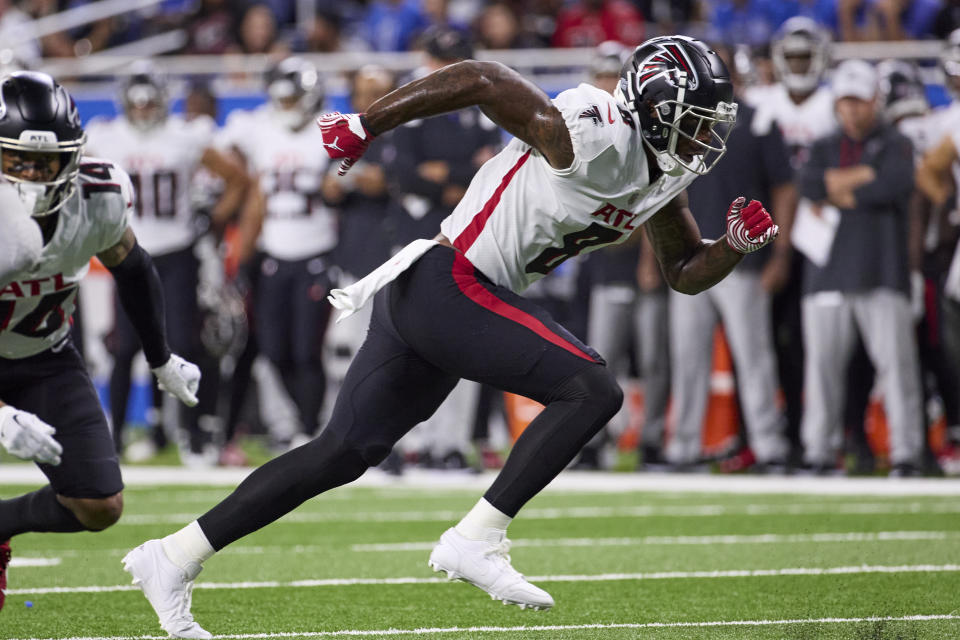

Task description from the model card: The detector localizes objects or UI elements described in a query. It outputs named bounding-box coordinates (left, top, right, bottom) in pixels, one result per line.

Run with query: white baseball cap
left=832, top=59, right=878, bottom=101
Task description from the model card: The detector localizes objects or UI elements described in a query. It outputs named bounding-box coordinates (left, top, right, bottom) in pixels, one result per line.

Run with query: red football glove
left=725, top=197, right=779, bottom=254
left=316, top=112, right=376, bottom=176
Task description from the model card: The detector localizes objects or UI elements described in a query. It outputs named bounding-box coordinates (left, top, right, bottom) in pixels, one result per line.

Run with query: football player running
left=124, top=36, right=778, bottom=638
left=0, top=72, right=201, bottom=612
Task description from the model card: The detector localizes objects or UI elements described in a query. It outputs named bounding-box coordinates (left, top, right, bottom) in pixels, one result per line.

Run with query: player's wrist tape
left=107, top=242, right=172, bottom=368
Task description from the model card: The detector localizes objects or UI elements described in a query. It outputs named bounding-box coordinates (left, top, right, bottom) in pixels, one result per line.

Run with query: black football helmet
left=266, top=57, right=324, bottom=131
left=616, top=35, right=737, bottom=176
left=0, top=71, right=85, bottom=217
left=771, top=17, right=830, bottom=95
left=121, top=61, right=169, bottom=133
left=877, top=59, right=928, bottom=123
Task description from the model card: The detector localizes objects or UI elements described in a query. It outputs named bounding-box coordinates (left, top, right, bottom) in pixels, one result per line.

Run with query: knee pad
left=555, top=364, right=624, bottom=418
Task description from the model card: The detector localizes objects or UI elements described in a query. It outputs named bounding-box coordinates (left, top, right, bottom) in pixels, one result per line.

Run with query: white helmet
left=771, top=17, right=831, bottom=95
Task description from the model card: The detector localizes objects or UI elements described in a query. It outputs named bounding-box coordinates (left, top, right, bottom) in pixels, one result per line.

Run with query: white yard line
left=9, top=557, right=61, bottom=567
left=9, top=563, right=960, bottom=595
left=111, top=501, right=960, bottom=525
left=20, top=529, right=960, bottom=558
left=351, top=530, right=960, bottom=551
left=6, top=614, right=960, bottom=640
left=3, top=465, right=960, bottom=495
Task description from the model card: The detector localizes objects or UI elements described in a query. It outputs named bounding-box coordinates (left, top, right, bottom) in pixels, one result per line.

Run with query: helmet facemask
left=617, top=68, right=737, bottom=176
left=0, top=132, right=85, bottom=218
left=771, top=19, right=830, bottom=95
left=123, top=81, right=168, bottom=133
left=267, top=65, right=323, bottom=131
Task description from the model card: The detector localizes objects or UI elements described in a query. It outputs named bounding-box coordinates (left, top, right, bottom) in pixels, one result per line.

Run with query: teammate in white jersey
left=124, top=36, right=778, bottom=638
left=86, top=65, right=248, bottom=462
left=747, top=17, right=836, bottom=170
left=0, top=71, right=201, bottom=612
left=218, top=57, right=336, bottom=444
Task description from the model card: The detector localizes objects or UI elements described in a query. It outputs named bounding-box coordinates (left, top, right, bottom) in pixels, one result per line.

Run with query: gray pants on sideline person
left=586, top=283, right=670, bottom=451
left=801, top=288, right=923, bottom=467
left=666, top=269, right=787, bottom=465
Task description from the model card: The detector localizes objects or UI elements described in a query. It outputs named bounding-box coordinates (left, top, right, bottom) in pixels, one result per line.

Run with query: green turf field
left=2, top=473, right=960, bottom=640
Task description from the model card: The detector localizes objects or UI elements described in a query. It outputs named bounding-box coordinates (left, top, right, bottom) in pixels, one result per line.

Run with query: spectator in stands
left=838, top=0, right=940, bottom=41
left=768, top=0, right=839, bottom=35
left=230, top=3, right=290, bottom=55
left=183, top=0, right=243, bottom=55
left=0, top=0, right=41, bottom=65
left=797, top=59, right=923, bottom=477
left=932, top=0, right=960, bottom=39
left=475, top=2, right=538, bottom=50
left=634, top=0, right=701, bottom=36
left=708, top=0, right=782, bottom=47
left=360, top=0, right=431, bottom=52
left=296, top=6, right=363, bottom=52
left=666, top=44, right=793, bottom=472
left=551, top=0, right=645, bottom=48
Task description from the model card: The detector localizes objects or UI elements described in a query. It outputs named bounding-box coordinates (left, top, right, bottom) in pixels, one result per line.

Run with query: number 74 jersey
left=438, top=83, right=698, bottom=294
left=0, top=158, right=132, bottom=359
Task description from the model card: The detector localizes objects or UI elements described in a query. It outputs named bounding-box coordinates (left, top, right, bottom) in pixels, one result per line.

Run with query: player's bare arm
left=915, top=135, right=958, bottom=206
left=365, top=61, right=574, bottom=170
left=643, top=191, right=742, bottom=295
left=200, top=148, right=250, bottom=230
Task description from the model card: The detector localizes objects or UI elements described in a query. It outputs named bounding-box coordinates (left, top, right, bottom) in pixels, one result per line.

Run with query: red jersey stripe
left=451, top=253, right=596, bottom=363
left=452, top=149, right=532, bottom=253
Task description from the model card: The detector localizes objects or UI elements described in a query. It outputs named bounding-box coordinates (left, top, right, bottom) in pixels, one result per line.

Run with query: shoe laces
left=483, top=538, right=523, bottom=578
left=173, top=573, right=198, bottom=624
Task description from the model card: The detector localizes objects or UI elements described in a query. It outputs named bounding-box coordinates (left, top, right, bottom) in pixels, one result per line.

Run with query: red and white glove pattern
left=316, top=112, right=375, bottom=176
left=725, top=196, right=778, bottom=254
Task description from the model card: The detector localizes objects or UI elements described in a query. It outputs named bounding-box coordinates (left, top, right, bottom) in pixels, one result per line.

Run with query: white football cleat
left=122, top=540, right=212, bottom=639
left=428, top=527, right=554, bottom=610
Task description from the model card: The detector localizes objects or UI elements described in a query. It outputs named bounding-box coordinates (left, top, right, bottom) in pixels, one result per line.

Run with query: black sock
left=0, top=486, right=86, bottom=539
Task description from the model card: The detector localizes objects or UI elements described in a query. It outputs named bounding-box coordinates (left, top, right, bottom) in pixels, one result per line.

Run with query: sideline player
left=0, top=71, right=200, bottom=611
left=124, top=36, right=778, bottom=638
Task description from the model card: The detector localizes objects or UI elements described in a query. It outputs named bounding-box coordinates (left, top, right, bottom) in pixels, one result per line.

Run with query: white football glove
left=151, top=354, right=201, bottom=407
left=0, top=405, right=63, bottom=466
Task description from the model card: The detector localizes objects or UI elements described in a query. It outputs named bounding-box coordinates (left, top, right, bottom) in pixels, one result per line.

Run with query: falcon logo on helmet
left=615, top=35, right=737, bottom=177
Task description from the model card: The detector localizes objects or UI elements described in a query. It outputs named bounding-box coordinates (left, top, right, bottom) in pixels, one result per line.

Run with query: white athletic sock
left=454, top=498, right=512, bottom=542
left=161, top=520, right=215, bottom=570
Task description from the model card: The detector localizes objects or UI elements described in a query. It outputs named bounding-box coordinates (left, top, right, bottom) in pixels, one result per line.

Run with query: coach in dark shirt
left=796, top=59, right=923, bottom=476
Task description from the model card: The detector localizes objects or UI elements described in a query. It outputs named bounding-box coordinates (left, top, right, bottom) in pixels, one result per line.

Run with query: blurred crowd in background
left=1, top=1, right=958, bottom=480
left=5, top=0, right=960, bottom=64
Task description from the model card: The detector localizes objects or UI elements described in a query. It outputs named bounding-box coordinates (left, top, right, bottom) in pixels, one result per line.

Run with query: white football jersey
left=220, top=105, right=336, bottom=261
left=0, top=158, right=132, bottom=359
left=896, top=112, right=937, bottom=163
left=85, top=114, right=215, bottom=255
left=746, top=83, right=836, bottom=170
left=439, top=83, right=697, bottom=293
